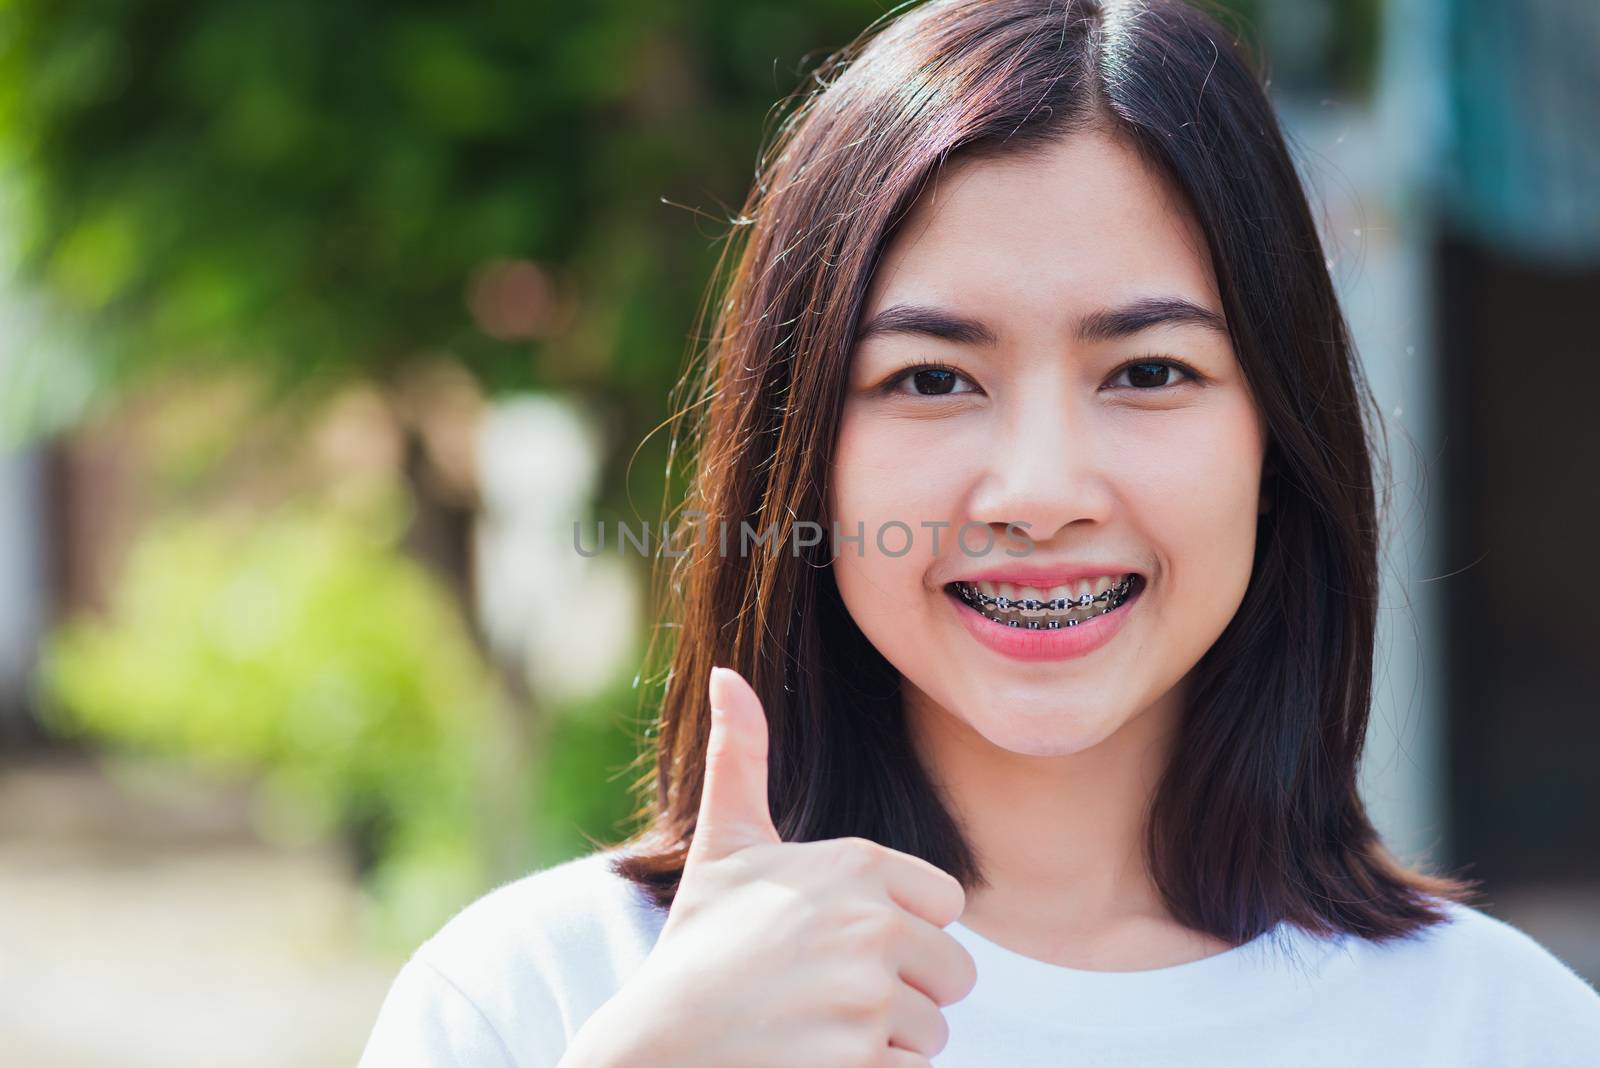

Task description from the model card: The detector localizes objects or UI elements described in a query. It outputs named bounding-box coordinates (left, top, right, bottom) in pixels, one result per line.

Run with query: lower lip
left=946, top=577, right=1145, bottom=662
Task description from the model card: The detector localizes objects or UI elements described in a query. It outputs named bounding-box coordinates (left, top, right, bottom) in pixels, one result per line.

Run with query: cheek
left=829, top=410, right=967, bottom=616
left=830, top=413, right=906, bottom=522
left=1118, top=402, right=1264, bottom=611
left=831, top=410, right=971, bottom=515
left=831, top=410, right=974, bottom=530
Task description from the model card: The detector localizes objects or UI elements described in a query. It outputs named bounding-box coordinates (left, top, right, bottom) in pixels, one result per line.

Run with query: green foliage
left=1189, top=0, right=1380, bottom=100
left=3, top=0, right=917, bottom=935
left=529, top=666, right=653, bottom=865
left=0, top=0, right=885, bottom=483
left=38, top=493, right=527, bottom=945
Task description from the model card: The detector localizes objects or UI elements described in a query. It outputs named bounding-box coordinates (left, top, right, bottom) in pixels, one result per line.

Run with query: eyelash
left=879, top=356, right=1203, bottom=397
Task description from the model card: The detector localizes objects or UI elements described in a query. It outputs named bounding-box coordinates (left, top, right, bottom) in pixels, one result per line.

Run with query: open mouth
left=944, top=573, right=1144, bottom=629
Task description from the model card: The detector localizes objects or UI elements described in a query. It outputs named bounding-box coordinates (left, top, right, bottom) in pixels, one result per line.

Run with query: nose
left=964, top=397, right=1115, bottom=549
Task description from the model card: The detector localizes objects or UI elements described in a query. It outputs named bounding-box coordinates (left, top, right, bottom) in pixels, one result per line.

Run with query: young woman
left=361, top=0, right=1600, bottom=1064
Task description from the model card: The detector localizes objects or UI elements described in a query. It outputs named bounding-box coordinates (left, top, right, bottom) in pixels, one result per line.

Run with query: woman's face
left=829, top=128, right=1269, bottom=756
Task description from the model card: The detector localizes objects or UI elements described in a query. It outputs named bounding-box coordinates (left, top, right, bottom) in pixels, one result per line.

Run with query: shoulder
left=1377, top=899, right=1594, bottom=985
left=417, top=846, right=669, bottom=1017
left=1350, top=898, right=1595, bottom=989
left=359, top=846, right=669, bottom=1068
left=417, top=846, right=666, bottom=980
left=1328, top=898, right=1600, bottom=1058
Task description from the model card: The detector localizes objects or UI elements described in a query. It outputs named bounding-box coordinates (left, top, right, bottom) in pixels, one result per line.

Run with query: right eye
left=884, top=362, right=981, bottom=397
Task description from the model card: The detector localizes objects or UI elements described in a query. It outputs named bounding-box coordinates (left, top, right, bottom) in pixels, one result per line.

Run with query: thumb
left=689, top=666, right=781, bottom=864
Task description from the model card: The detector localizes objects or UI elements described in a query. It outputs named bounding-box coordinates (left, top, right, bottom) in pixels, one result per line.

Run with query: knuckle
left=937, top=942, right=978, bottom=1005
left=829, top=835, right=885, bottom=872
left=921, top=870, right=966, bottom=925
left=942, top=874, right=968, bottom=915
left=837, top=967, right=897, bottom=1021
left=839, top=899, right=902, bottom=952
left=958, top=947, right=979, bottom=998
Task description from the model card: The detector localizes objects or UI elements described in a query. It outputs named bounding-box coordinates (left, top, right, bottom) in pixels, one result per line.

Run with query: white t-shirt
left=358, top=847, right=1600, bottom=1067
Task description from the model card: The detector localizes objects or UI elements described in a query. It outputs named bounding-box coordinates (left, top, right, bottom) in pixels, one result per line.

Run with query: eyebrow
left=853, top=295, right=1229, bottom=346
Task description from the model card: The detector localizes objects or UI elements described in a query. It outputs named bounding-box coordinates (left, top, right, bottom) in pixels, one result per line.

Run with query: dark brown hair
left=608, top=0, right=1480, bottom=946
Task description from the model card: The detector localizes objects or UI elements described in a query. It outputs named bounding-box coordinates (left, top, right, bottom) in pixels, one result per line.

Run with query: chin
left=954, top=692, right=1131, bottom=756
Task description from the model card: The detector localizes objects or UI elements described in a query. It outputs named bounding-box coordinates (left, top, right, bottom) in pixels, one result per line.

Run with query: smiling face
left=828, top=127, right=1270, bottom=758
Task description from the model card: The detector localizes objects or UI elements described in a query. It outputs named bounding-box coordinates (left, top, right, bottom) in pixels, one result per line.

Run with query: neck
left=903, top=678, right=1187, bottom=943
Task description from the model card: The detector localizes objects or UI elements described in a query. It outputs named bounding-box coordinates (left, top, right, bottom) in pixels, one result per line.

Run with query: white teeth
left=973, top=576, right=1124, bottom=603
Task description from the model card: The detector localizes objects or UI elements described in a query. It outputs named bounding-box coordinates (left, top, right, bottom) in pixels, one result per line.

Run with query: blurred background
left=0, top=0, right=1594, bottom=1063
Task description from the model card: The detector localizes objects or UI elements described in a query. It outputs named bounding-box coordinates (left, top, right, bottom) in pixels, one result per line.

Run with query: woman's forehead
left=864, top=130, right=1219, bottom=321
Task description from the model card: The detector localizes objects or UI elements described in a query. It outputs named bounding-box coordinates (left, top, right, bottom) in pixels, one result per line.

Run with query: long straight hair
left=608, top=0, right=1479, bottom=945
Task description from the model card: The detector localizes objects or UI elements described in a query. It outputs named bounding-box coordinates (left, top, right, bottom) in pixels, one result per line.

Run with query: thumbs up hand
left=685, top=666, right=784, bottom=864
left=569, top=666, right=977, bottom=1068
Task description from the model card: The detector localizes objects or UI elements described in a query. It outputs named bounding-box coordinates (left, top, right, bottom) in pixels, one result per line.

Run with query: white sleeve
left=1498, top=938, right=1600, bottom=1064
left=1456, top=906, right=1600, bottom=1065
left=353, top=851, right=666, bottom=1068
left=357, top=956, right=520, bottom=1068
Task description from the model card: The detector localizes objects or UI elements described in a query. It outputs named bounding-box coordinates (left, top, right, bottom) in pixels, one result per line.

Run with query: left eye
left=1108, top=359, right=1196, bottom=390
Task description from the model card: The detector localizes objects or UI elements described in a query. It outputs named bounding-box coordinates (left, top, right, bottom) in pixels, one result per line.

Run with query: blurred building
left=1271, top=0, right=1600, bottom=977
left=1430, top=0, right=1600, bottom=968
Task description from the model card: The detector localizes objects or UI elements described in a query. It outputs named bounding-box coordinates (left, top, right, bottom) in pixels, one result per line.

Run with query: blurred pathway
left=2, top=754, right=1592, bottom=1068
left=0, top=754, right=399, bottom=1067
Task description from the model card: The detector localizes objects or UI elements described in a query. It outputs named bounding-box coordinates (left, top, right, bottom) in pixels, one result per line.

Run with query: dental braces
left=952, top=575, right=1137, bottom=629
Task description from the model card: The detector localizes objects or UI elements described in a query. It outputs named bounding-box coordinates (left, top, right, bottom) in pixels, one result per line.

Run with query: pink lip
left=946, top=576, right=1145, bottom=662
left=947, top=563, right=1141, bottom=587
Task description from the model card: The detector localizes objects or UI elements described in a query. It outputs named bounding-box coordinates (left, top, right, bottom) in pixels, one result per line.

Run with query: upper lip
left=945, top=563, right=1143, bottom=587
